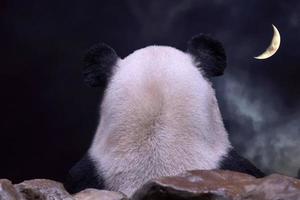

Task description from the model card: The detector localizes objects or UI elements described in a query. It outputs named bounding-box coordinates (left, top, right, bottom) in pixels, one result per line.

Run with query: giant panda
left=65, top=34, right=264, bottom=197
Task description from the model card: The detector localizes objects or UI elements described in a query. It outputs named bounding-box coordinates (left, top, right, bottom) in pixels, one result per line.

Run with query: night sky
left=0, top=0, right=299, bottom=183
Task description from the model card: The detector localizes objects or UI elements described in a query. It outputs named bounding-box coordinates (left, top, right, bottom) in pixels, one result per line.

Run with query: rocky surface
left=14, top=179, right=73, bottom=200
left=1, top=170, right=300, bottom=200
left=73, top=189, right=128, bottom=200
left=132, top=170, right=300, bottom=200
left=0, top=179, right=22, bottom=200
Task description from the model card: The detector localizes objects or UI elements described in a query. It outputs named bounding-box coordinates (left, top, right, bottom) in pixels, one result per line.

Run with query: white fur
left=89, top=46, right=231, bottom=197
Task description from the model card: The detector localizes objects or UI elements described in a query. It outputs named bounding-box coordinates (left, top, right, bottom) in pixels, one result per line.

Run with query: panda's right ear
left=83, top=43, right=119, bottom=87
left=187, top=34, right=226, bottom=77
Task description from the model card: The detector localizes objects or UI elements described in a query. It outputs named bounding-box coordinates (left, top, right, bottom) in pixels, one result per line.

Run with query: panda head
left=83, top=34, right=226, bottom=88
left=84, top=35, right=230, bottom=196
left=85, top=34, right=230, bottom=161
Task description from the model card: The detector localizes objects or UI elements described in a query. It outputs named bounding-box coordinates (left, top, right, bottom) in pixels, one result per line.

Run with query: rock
left=0, top=179, right=21, bottom=200
left=14, top=179, right=73, bottom=200
left=73, top=189, right=128, bottom=200
left=244, top=174, right=300, bottom=199
left=131, top=170, right=300, bottom=200
left=2, top=170, right=300, bottom=200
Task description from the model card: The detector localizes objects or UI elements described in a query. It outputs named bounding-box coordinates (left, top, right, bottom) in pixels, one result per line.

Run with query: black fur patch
left=83, top=43, right=118, bottom=87
left=187, top=34, right=226, bottom=77
left=64, top=153, right=105, bottom=194
left=219, top=148, right=265, bottom=178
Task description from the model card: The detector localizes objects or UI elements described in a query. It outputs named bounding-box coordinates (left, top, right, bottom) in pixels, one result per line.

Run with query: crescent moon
left=254, top=24, right=281, bottom=59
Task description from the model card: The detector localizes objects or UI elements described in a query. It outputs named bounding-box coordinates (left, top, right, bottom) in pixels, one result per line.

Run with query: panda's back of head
left=83, top=35, right=231, bottom=197
left=106, top=45, right=211, bottom=114
left=92, top=44, right=228, bottom=150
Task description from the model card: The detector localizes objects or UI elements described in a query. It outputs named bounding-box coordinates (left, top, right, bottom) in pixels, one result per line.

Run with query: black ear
left=187, top=34, right=226, bottom=77
left=83, top=43, right=118, bottom=87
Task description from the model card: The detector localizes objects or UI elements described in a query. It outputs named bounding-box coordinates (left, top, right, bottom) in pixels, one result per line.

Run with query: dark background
left=1, top=0, right=299, bottom=183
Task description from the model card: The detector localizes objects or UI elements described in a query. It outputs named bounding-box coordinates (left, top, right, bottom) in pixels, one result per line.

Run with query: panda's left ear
left=187, top=34, right=226, bottom=77
left=83, top=43, right=119, bottom=87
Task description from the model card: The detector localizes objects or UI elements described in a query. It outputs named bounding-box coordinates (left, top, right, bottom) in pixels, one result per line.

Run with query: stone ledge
left=1, top=170, right=300, bottom=200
